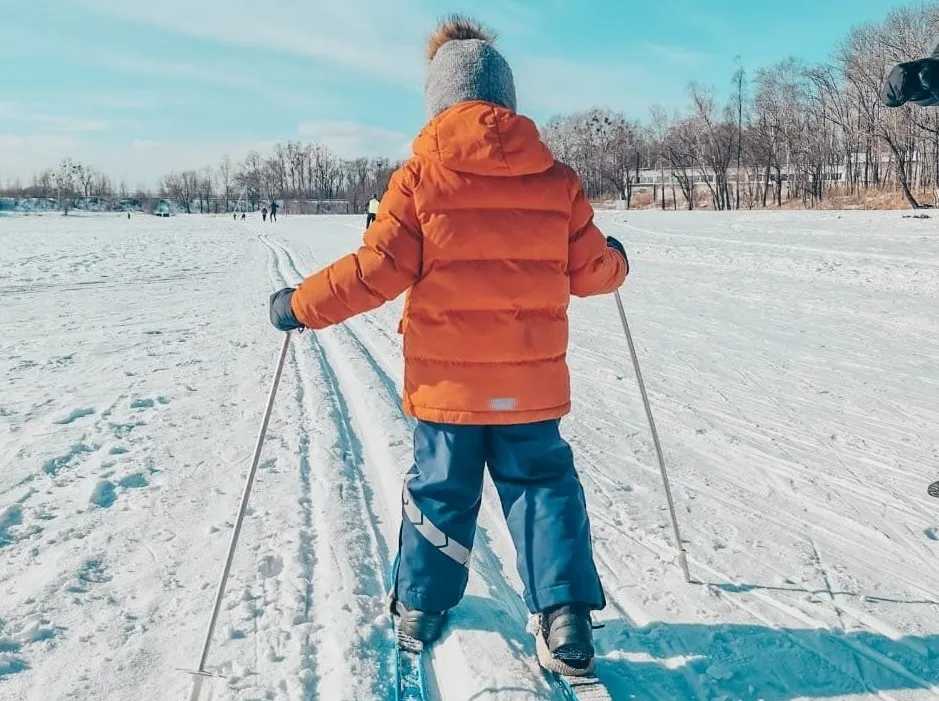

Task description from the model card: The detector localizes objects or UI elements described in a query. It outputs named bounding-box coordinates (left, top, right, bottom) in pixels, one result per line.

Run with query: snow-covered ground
left=1, top=210, right=938, bottom=701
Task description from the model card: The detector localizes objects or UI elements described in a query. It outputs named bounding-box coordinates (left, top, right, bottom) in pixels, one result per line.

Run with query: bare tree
left=217, top=156, right=234, bottom=212
left=732, top=58, right=747, bottom=209
left=54, top=159, right=81, bottom=214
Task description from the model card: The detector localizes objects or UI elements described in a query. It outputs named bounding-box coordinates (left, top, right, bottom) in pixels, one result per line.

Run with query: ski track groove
left=263, top=238, right=322, bottom=699
left=576, top=438, right=939, bottom=700
left=265, top=234, right=444, bottom=701
left=263, top=233, right=399, bottom=701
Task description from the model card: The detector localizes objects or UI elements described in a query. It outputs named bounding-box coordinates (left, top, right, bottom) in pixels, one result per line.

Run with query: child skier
left=268, top=16, right=627, bottom=675
left=366, top=193, right=380, bottom=228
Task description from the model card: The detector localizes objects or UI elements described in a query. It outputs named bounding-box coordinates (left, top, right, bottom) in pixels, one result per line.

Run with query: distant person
left=262, top=206, right=268, bottom=222
left=366, top=193, right=380, bottom=228
left=241, top=212, right=246, bottom=221
left=270, top=200, right=279, bottom=222
left=234, top=213, right=237, bottom=221
left=127, top=212, right=131, bottom=219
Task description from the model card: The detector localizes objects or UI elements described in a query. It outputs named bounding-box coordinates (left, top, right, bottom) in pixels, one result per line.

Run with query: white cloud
left=74, top=0, right=429, bottom=89
left=297, top=121, right=410, bottom=159
left=0, top=122, right=410, bottom=190
left=0, top=134, right=79, bottom=153
left=0, top=135, right=277, bottom=188
left=514, top=56, right=668, bottom=118
left=0, top=135, right=80, bottom=184
left=0, top=101, right=112, bottom=133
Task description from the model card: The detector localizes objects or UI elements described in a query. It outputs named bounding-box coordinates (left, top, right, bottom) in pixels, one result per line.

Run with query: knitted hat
left=424, top=16, right=517, bottom=118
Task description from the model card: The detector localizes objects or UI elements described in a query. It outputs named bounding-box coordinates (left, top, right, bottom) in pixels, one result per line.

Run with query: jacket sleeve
left=567, top=178, right=628, bottom=297
left=883, top=57, right=939, bottom=107
left=290, top=164, right=422, bottom=329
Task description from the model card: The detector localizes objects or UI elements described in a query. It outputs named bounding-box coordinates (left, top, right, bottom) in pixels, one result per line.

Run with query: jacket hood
left=413, top=101, right=554, bottom=177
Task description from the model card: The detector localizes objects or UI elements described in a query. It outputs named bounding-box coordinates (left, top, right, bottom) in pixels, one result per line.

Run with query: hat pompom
left=427, top=15, right=496, bottom=61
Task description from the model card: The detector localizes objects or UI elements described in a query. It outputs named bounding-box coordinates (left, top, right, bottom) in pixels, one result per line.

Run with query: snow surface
left=1, top=210, right=938, bottom=701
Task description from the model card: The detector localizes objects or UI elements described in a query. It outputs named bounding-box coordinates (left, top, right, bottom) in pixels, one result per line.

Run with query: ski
left=389, top=555, right=428, bottom=701
left=554, top=674, right=613, bottom=701
left=530, top=616, right=614, bottom=701
left=395, top=632, right=426, bottom=701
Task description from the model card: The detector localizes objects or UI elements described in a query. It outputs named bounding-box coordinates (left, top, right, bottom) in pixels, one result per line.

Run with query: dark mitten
left=606, top=236, right=629, bottom=269
left=269, top=288, right=303, bottom=331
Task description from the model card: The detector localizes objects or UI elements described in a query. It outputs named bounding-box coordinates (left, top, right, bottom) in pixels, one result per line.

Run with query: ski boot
left=392, top=600, right=447, bottom=652
left=533, top=603, right=596, bottom=676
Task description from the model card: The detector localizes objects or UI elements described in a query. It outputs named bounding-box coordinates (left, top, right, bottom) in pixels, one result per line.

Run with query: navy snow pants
left=393, top=419, right=605, bottom=614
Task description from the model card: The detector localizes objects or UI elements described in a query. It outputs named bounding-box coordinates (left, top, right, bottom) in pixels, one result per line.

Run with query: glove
left=917, top=60, right=939, bottom=105
left=883, top=58, right=939, bottom=107
left=269, top=288, right=304, bottom=331
left=606, top=236, right=629, bottom=267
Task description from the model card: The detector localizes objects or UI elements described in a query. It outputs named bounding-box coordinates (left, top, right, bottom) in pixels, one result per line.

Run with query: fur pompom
left=427, top=15, right=496, bottom=61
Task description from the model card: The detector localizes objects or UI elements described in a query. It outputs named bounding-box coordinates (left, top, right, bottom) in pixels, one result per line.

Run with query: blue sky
left=0, top=0, right=913, bottom=188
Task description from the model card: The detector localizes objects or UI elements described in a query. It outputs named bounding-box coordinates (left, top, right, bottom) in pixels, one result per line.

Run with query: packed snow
left=1, top=209, right=938, bottom=701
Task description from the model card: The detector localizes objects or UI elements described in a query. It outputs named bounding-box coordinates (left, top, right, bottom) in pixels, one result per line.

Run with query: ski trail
left=572, top=436, right=939, bottom=701
left=262, top=233, right=398, bottom=701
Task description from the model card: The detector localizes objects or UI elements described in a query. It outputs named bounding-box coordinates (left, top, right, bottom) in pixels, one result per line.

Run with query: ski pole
left=614, top=290, right=691, bottom=583
left=185, top=332, right=292, bottom=701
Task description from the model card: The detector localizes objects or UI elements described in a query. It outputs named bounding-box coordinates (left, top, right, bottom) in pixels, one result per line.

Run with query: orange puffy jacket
left=290, top=101, right=627, bottom=425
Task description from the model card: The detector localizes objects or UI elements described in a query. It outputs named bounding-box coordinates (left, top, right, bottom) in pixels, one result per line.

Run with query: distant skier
left=268, top=15, right=627, bottom=676
left=270, top=200, right=279, bottom=223
left=882, top=40, right=939, bottom=107
left=366, top=194, right=380, bottom=228
left=241, top=212, right=246, bottom=221
left=262, top=206, right=268, bottom=222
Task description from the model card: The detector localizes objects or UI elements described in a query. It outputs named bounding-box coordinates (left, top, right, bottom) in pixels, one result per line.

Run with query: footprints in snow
left=6, top=396, right=169, bottom=547
left=72, top=558, right=112, bottom=590
left=0, top=616, right=59, bottom=679
left=0, top=504, right=23, bottom=547
left=89, top=481, right=117, bottom=508
left=89, top=473, right=151, bottom=509
left=130, top=397, right=169, bottom=409
left=118, top=473, right=149, bottom=489
left=42, top=443, right=98, bottom=477
left=258, top=554, right=284, bottom=579
left=41, top=395, right=169, bottom=480
left=53, top=408, right=95, bottom=425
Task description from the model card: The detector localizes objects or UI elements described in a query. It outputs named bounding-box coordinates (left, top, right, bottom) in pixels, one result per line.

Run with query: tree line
left=2, top=148, right=398, bottom=215
left=3, top=3, right=938, bottom=212
left=543, top=3, right=939, bottom=210
left=156, top=147, right=399, bottom=214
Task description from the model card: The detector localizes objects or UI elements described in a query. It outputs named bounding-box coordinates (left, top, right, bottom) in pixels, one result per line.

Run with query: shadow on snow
left=447, top=594, right=939, bottom=701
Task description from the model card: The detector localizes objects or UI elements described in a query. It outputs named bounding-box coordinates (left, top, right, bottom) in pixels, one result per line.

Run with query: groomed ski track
left=2, top=211, right=938, bottom=701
